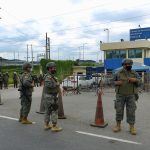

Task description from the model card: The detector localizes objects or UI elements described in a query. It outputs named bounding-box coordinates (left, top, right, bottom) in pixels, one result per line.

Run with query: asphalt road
left=0, top=87, right=150, bottom=150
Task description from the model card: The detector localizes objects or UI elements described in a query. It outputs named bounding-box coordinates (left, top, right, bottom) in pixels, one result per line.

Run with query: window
left=106, top=50, right=126, bottom=59
left=128, top=49, right=142, bottom=58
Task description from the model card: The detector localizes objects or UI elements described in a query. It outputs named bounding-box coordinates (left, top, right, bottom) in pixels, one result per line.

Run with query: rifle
left=18, top=75, right=31, bottom=102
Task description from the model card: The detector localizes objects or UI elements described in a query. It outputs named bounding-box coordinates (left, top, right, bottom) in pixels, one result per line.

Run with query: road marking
left=76, top=131, right=142, bottom=145
left=0, top=115, right=36, bottom=124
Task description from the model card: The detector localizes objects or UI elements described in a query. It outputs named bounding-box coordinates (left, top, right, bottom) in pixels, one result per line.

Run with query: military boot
left=112, top=121, right=121, bottom=132
left=44, top=122, right=53, bottom=130
left=21, top=117, right=32, bottom=124
left=18, top=116, right=23, bottom=122
left=51, top=124, right=62, bottom=132
left=129, top=124, right=136, bottom=135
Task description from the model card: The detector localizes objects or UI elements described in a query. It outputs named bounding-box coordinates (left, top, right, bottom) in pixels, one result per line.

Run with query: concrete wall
left=72, top=66, right=86, bottom=75
left=100, top=40, right=150, bottom=50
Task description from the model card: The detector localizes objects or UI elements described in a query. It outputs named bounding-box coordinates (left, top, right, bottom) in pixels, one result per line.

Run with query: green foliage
left=40, top=59, right=75, bottom=81
left=0, top=65, right=40, bottom=84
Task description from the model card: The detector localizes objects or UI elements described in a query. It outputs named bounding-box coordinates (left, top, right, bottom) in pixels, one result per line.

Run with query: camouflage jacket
left=43, top=72, right=60, bottom=95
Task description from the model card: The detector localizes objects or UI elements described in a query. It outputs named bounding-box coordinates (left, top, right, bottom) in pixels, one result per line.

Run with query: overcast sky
left=0, top=0, right=150, bottom=61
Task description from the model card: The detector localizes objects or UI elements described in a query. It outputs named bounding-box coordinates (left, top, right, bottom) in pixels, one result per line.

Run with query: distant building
left=100, top=40, right=150, bottom=71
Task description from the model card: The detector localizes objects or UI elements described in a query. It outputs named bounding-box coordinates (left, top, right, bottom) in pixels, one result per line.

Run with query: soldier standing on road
left=13, top=72, right=19, bottom=88
left=3, top=72, right=9, bottom=89
left=43, top=62, right=62, bottom=132
left=0, top=72, right=3, bottom=89
left=112, top=59, right=141, bottom=135
left=33, top=74, right=39, bottom=87
left=38, top=74, right=43, bottom=86
left=18, top=62, right=34, bottom=124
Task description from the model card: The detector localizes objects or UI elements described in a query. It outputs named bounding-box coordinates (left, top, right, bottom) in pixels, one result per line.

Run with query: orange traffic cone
left=90, top=91, right=108, bottom=128
left=58, top=89, right=66, bottom=119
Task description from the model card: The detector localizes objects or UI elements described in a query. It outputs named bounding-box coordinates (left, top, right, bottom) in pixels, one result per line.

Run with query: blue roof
left=113, top=64, right=150, bottom=73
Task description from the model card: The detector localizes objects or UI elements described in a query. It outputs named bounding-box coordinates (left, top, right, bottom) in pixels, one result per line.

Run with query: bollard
left=36, top=88, right=45, bottom=114
left=90, top=91, right=108, bottom=128
left=0, top=93, right=3, bottom=105
left=58, top=89, right=66, bottom=119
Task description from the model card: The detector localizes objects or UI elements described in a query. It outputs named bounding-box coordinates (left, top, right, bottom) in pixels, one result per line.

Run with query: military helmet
left=122, top=59, right=133, bottom=66
left=22, top=62, right=32, bottom=70
left=46, top=62, right=56, bottom=70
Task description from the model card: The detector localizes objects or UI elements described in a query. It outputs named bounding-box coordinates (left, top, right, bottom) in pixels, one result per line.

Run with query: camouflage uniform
left=33, top=75, right=39, bottom=87
left=43, top=72, right=59, bottom=125
left=18, top=62, right=34, bottom=124
left=3, top=72, right=9, bottom=89
left=113, top=59, right=141, bottom=135
left=43, top=62, right=62, bottom=131
left=13, top=72, right=18, bottom=88
left=0, top=73, right=3, bottom=89
left=38, top=74, right=43, bottom=86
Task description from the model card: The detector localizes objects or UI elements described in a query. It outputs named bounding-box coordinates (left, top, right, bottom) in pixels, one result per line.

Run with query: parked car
left=62, top=75, right=94, bottom=88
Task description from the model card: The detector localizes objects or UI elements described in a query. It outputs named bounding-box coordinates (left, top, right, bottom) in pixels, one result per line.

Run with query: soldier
left=13, top=72, right=19, bottom=88
left=43, top=62, right=62, bottom=132
left=38, top=74, right=43, bottom=86
left=0, top=72, right=3, bottom=89
left=112, top=59, right=141, bottom=135
left=18, top=62, right=34, bottom=124
left=3, top=72, right=9, bottom=89
left=33, top=75, right=39, bottom=87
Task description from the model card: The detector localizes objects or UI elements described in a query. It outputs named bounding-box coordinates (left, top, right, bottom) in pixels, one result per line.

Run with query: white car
left=62, top=75, right=94, bottom=88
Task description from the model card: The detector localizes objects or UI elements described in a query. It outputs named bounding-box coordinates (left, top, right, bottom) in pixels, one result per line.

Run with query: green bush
left=0, top=65, right=40, bottom=84
left=40, top=59, right=75, bottom=81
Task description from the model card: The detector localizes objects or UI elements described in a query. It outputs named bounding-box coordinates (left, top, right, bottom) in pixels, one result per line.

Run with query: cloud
left=91, top=9, right=146, bottom=24
left=50, top=19, right=68, bottom=36
left=68, top=0, right=85, bottom=4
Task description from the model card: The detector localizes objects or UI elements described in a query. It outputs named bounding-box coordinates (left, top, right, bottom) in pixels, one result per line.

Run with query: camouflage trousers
left=114, top=94, right=137, bottom=124
left=44, top=94, right=58, bottom=124
left=20, top=95, right=32, bottom=117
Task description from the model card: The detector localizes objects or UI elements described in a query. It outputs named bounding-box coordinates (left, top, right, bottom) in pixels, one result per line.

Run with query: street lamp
left=104, top=28, right=109, bottom=43
left=82, top=43, right=87, bottom=60
left=78, top=46, right=82, bottom=60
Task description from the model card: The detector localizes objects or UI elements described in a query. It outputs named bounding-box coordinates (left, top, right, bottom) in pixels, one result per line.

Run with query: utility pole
left=27, top=44, right=29, bottom=62
left=46, top=32, right=48, bottom=59
left=18, top=51, right=19, bottom=60
left=47, top=37, right=50, bottom=60
left=82, top=43, right=87, bottom=60
left=104, top=28, right=109, bottom=43
left=78, top=47, right=81, bottom=60
left=14, top=51, right=15, bottom=60
left=31, top=44, right=34, bottom=69
left=45, top=33, right=51, bottom=60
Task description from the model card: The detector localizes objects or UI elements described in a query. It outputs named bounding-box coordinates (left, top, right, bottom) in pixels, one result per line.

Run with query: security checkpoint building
left=100, top=40, right=150, bottom=71
left=100, top=40, right=150, bottom=91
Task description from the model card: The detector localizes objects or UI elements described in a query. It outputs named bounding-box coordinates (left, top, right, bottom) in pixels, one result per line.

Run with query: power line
left=1, top=1, right=150, bottom=37
left=1, top=7, right=150, bottom=42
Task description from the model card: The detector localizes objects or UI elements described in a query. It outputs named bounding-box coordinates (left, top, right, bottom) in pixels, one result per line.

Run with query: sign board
left=104, top=58, right=123, bottom=70
left=130, top=27, right=150, bottom=41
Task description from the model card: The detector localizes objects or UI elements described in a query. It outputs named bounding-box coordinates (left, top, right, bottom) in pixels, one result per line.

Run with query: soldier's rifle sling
left=18, top=76, right=31, bottom=102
